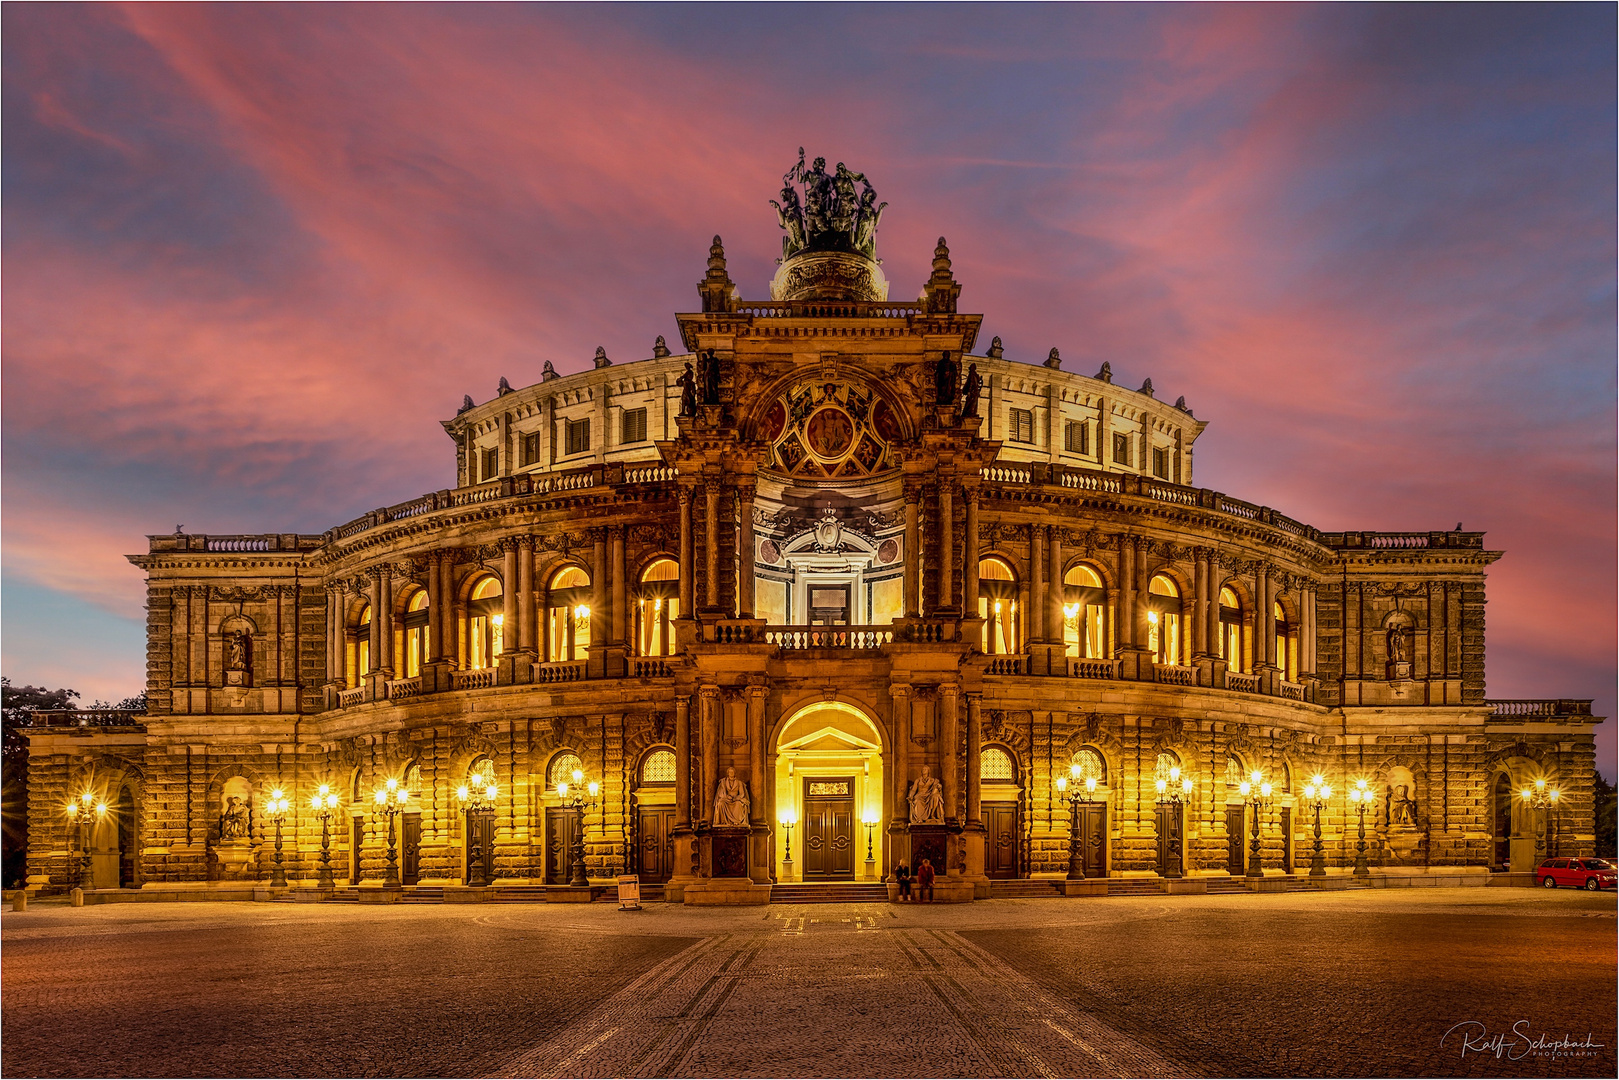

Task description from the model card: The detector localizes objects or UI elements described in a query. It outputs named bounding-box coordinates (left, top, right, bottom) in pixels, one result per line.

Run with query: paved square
left=3, top=890, right=1613, bottom=1078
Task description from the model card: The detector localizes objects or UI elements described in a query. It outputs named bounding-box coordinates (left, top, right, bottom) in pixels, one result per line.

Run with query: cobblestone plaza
left=2, top=890, right=1613, bottom=1078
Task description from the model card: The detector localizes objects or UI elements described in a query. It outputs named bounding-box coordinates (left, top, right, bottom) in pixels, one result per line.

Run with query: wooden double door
left=1156, top=805, right=1184, bottom=877
left=546, top=808, right=581, bottom=884
left=1075, top=803, right=1107, bottom=877
left=637, top=807, right=676, bottom=883
left=802, top=777, right=855, bottom=879
left=985, top=802, right=1020, bottom=878
left=1226, top=806, right=1246, bottom=875
left=402, top=814, right=422, bottom=886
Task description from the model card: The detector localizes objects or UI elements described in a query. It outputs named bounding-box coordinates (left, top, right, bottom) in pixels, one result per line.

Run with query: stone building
left=25, top=159, right=1601, bottom=900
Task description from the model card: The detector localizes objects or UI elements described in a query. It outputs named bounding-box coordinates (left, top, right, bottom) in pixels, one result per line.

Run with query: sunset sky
left=3, top=4, right=1614, bottom=773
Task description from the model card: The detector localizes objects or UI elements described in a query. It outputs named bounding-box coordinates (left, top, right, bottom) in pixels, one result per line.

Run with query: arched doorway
left=1492, top=773, right=1513, bottom=870
left=115, top=783, right=138, bottom=888
left=980, top=747, right=1021, bottom=878
left=773, top=702, right=885, bottom=883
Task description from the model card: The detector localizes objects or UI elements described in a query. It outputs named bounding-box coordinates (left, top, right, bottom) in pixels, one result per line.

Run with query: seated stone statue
left=713, top=766, right=750, bottom=828
left=908, top=766, right=945, bottom=824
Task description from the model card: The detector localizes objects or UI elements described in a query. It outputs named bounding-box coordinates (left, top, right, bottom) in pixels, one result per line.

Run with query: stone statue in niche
left=713, top=766, right=750, bottom=828
left=1390, top=784, right=1418, bottom=827
left=934, top=352, right=959, bottom=407
left=227, top=631, right=249, bottom=671
left=1386, top=623, right=1409, bottom=664
left=697, top=350, right=721, bottom=406
left=676, top=362, right=696, bottom=417
left=908, top=765, right=945, bottom=824
left=219, top=796, right=250, bottom=841
left=962, top=363, right=983, bottom=418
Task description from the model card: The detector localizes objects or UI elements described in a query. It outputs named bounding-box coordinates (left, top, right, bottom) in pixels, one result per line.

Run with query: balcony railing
left=985, top=655, right=1027, bottom=675
left=338, top=686, right=367, bottom=707
left=452, top=668, right=496, bottom=691
left=1069, top=657, right=1120, bottom=680
left=1154, top=663, right=1197, bottom=687
left=1279, top=680, right=1306, bottom=701
left=28, top=709, right=147, bottom=729
left=1226, top=672, right=1261, bottom=694
left=632, top=658, right=674, bottom=678
left=386, top=677, right=421, bottom=700
left=766, top=626, right=894, bottom=650
left=1487, top=699, right=1595, bottom=718
left=533, top=660, right=586, bottom=684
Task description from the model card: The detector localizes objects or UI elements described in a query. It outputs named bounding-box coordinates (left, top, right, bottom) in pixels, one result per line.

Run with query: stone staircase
left=988, top=879, right=1061, bottom=899
left=770, top=882, right=890, bottom=903
left=1105, top=879, right=1164, bottom=896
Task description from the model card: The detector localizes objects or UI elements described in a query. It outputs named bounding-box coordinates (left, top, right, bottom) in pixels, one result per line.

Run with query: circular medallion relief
left=878, top=538, right=899, bottom=565
left=804, top=407, right=855, bottom=459
left=759, top=538, right=781, bottom=565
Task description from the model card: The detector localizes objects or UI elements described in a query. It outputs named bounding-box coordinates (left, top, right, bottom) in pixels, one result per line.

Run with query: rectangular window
left=1064, top=420, right=1088, bottom=455
left=1112, top=432, right=1132, bottom=466
left=1009, top=407, right=1034, bottom=444
left=520, top=431, right=541, bottom=467
left=481, top=447, right=499, bottom=482
left=1152, top=446, right=1170, bottom=479
left=621, top=407, right=648, bottom=445
left=565, top=417, right=591, bottom=456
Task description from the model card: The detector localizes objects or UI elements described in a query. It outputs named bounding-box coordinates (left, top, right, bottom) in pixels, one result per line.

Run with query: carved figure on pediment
left=908, top=766, right=945, bottom=824
left=550, top=717, right=568, bottom=746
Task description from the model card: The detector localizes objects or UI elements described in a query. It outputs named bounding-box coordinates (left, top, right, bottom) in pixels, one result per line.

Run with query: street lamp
left=1302, top=774, right=1333, bottom=878
left=64, top=790, right=105, bottom=889
left=1519, top=778, right=1561, bottom=858
left=309, top=784, right=341, bottom=889
left=456, top=775, right=500, bottom=887
left=265, top=787, right=291, bottom=888
left=556, top=768, right=599, bottom=888
left=1237, top=769, right=1273, bottom=879
left=779, top=810, right=797, bottom=880
left=372, top=777, right=410, bottom=887
left=862, top=811, right=879, bottom=863
left=1347, top=778, right=1372, bottom=877
left=1055, top=763, right=1100, bottom=880
left=1154, top=767, right=1194, bottom=879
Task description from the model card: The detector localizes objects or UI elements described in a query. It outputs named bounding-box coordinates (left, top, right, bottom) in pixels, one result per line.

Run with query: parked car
left=1536, top=857, right=1617, bottom=890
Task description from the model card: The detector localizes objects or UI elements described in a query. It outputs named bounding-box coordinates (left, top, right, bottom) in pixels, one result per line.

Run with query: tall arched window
left=641, top=748, right=676, bottom=785
left=1062, top=563, right=1106, bottom=658
left=351, top=603, right=372, bottom=686
left=403, top=590, right=429, bottom=678
left=1219, top=587, right=1245, bottom=673
left=1072, top=747, right=1107, bottom=785
left=636, top=559, right=680, bottom=657
left=1145, top=574, right=1183, bottom=665
left=1153, top=750, right=1181, bottom=785
left=977, top=556, right=1020, bottom=655
left=980, top=746, right=1017, bottom=782
left=547, top=566, right=592, bottom=661
left=548, top=751, right=583, bottom=791
left=468, top=576, right=503, bottom=670
left=1274, top=601, right=1297, bottom=681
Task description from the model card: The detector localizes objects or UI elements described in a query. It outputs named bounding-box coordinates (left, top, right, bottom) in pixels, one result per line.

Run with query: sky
left=3, top=3, right=1614, bottom=774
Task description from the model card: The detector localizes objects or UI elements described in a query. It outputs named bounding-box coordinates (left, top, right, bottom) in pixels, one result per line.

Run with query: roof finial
left=496, top=376, right=513, bottom=396
left=541, top=360, right=559, bottom=381
left=1139, top=377, right=1154, bottom=397
left=1044, top=348, right=1062, bottom=370
left=698, top=235, right=738, bottom=313
left=1095, top=361, right=1112, bottom=384
left=458, top=394, right=475, bottom=414
left=653, top=335, right=670, bottom=359
left=987, top=336, right=1004, bottom=359
left=593, top=346, right=612, bottom=369
left=922, top=236, right=961, bottom=314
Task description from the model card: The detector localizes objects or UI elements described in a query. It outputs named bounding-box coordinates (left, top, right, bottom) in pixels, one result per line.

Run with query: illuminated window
left=1146, top=574, right=1182, bottom=665
left=403, top=589, right=429, bottom=678
left=549, top=752, right=583, bottom=790
left=1062, top=563, right=1106, bottom=658
left=977, top=556, right=1020, bottom=655
left=621, top=407, right=648, bottom=445
left=1009, top=408, right=1034, bottom=444
left=547, top=565, right=592, bottom=661
left=1072, top=747, right=1106, bottom=785
left=1274, top=601, right=1298, bottom=681
left=565, top=417, right=591, bottom=456
left=481, top=447, right=499, bottom=483
left=1218, top=587, right=1245, bottom=673
left=981, top=747, right=1016, bottom=782
left=636, top=558, right=680, bottom=657
left=641, top=749, right=676, bottom=785
left=1153, top=751, right=1181, bottom=786
left=352, top=603, right=372, bottom=686
left=468, top=576, right=503, bottom=669
left=1064, top=420, right=1088, bottom=455
left=1112, top=433, right=1132, bottom=466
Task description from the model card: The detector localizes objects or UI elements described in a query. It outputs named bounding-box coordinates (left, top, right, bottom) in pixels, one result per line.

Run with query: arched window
left=1062, top=563, right=1106, bottom=658
left=1153, top=750, right=1181, bottom=786
left=547, top=565, right=592, bottom=662
left=636, top=559, right=680, bottom=657
left=1146, top=574, right=1183, bottom=665
left=1273, top=601, right=1297, bottom=681
left=1218, top=587, right=1245, bottom=673
left=468, top=576, right=503, bottom=670
left=548, top=751, right=583, bottom=791
left=402, top=763, right=423, bottom=799
left=403, top=589, right=429, bottom=678
left=466, top=756, right=496, bottom=792
left=1072, top=747, right=1107, bottom=785
left=977, top=556, right=1020, bottom=655
left=352, top=603, right=372, bottom=686
left=980, top=746, right=1016, bottom=782
left=641, top=748, right=676, bottom=785
left=1223, top=753, right=1247, bottom=790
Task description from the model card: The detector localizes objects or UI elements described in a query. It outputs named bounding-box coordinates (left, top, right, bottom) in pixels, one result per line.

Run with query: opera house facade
left=25, top=158, right=1601, bottom=902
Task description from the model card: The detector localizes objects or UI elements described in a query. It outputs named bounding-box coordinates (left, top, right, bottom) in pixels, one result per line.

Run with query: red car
left=1537, top=857, right=1617, bottom=890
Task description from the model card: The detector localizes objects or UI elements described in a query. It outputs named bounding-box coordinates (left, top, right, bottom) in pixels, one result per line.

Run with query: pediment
left=778, top=724, right=880, bottom=755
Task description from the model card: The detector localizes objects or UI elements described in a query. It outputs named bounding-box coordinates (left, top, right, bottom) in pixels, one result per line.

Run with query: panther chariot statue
left=768, top=149, right=890, bottom=303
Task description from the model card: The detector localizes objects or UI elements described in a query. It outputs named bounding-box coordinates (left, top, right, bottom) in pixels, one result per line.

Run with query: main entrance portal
left=803, top=777, right=855, bottom=879
left=774, top=702, right=885, bottom=883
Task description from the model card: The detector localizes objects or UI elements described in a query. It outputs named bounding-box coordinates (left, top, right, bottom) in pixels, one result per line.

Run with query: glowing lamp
left=1239, top=780, right=1252, bottom=797
left=557, top=781, right=570, bottom=798
left=587, top=781, right=599, bottom=798
left=1085, top=776, right=1098, bottom=794
left=1056, top=776, right=1068, bottom=794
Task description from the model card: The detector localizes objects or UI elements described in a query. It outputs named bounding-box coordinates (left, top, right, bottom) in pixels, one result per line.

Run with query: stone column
left=940, top=684, right=960, bottom=824
left=611, top=526, right=627, bottom=644
left=366, top=571, right=383, bottom=675
left=938, top=482, right=954, bottom=611
left=678, top=487, right=694, bottom=613
left=963, top=487, right=980, bottom=618
left=965, top=695, right=983, bottom=828
left=1257, top=564, right=1274, bottom=667
left=501, top=540, right=519, bottom=654
left=889, top=685, right=912, bottom=830
left=1130, top=540, right=1150, bottom=650
left=326, top=585, right=343, bottom=684
left=1301, top=583, right=1317, bottom=678
left=903, top=481, right=922, bottom=617
left=699, top=687, right=720, bottom=826
left=1048, top=524, right=1064, bottom=646
left=747, top=686, right=767, bottom=823
left=1031, top=525, right=1046, bottom=641
left=705, top=483, right=721, bottom=609
left=517, top=538, right=536, bottom=654
left=424, top=556, right=443, bottom=662
left=440, top=553, right=458, bottom=666
left=674, top=695, right=692, bottom=829
left=1206, top=556, right=1223, bottom=659
left=1191, top=550, right=1208, bottom=657
left=736, top=483, right=756, bottom=618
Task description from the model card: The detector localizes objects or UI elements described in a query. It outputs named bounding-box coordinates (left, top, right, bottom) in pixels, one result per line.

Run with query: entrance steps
left=1105, top=879, right=1164, bottom=896
left=1204, top=878, right=1252, bottom=895
left=989, top=879, right=1061, bottom=899
left=771, top=882, right=889, bottom=903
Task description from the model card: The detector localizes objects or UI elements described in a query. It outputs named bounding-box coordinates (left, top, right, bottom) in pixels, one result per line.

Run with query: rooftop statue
left=772, top=148, right=886, bottom=260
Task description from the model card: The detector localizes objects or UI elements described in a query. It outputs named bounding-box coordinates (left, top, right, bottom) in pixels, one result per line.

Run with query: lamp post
left=65, top=790, right=104, bottom=889
left=1055, top=764, right=1100, bottom=880
left=1347, top=778, right=1371, bottom=877
left=1303, top=774, right=1332, bottom=878
left=556, top=768, right=599, bottom=888
left=779, top=812, right=797, bottom=881
left=1237, top=770, right=1273, bottom=879
left=310, top=784, right=341, bottom=889
left=265, top=787, right=291, bottom=888
left=456, top=775, right=500, bottom=887
left=1519, top=778, right=1561, bottom=859
left=862, top=811, right=880, bottom=873
left=1153, top=767, right=1194, bottom=879
left=371, top=777, right=409, bottom=887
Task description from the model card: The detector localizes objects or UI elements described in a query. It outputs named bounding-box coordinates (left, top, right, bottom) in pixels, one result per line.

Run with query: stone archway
left=772, top=701, right=886, bottom=883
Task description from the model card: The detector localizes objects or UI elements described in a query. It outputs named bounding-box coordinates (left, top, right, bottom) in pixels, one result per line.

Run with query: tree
left=2, top=678, right=80, bottom=889
left=1594, top=770, right=1616, bottom=859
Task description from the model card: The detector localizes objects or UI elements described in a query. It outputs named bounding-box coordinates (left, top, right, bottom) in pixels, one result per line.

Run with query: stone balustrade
left=766, top=625, right=894, bottom=650
left=1486, top=699, right=1594, bottom=718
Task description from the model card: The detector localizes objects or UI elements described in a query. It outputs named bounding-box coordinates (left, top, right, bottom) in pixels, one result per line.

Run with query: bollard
left=11, top=890, right=26, bottom=912
left=70, top=887, right=84, bottom=908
